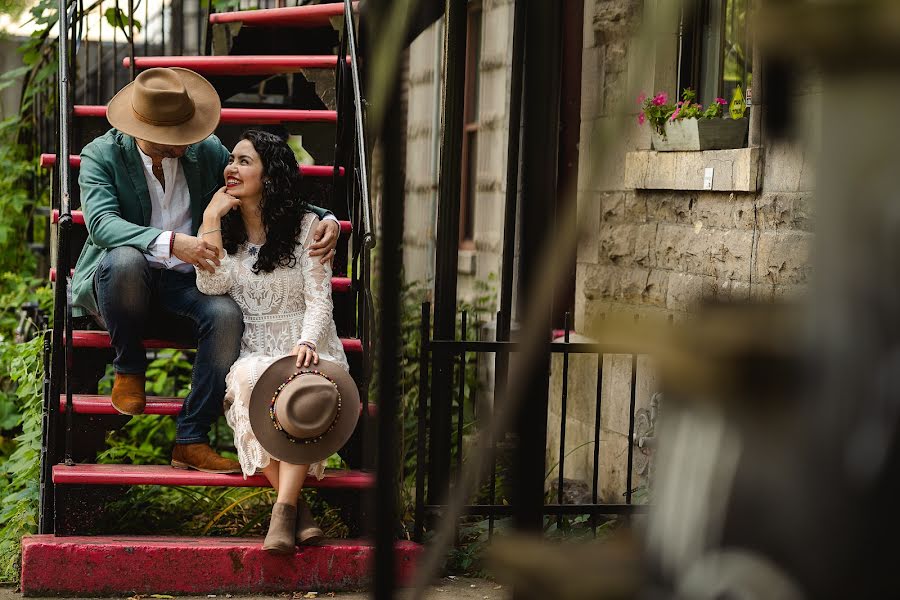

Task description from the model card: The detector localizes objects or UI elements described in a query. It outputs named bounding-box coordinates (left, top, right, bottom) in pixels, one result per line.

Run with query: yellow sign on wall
left=730, top=86, right=746, bottom=120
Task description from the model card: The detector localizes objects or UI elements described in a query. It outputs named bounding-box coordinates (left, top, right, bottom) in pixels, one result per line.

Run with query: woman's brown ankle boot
left=263, top=502, right=297, bottom=554
left=296, top=497, right=324, bottom=545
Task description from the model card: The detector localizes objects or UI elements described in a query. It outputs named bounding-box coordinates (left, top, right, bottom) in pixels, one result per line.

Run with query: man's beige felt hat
left=107, top=67, right=221, bottom=146
left=249, top=356, right=361, bottom=466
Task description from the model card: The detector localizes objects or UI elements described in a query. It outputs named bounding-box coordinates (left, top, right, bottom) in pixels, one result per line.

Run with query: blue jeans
left=93, top=246, right=244, bottom=444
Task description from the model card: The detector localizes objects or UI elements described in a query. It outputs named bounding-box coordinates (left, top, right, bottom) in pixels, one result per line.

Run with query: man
left=71, top=68, right=341, bottom=473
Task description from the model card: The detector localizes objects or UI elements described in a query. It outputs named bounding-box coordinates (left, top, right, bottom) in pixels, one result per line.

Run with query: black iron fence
left=413, top=304, right=653, bottom=543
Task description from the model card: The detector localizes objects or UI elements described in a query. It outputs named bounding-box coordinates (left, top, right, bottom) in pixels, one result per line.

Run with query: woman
left=195, top=130, right=354, bottom=553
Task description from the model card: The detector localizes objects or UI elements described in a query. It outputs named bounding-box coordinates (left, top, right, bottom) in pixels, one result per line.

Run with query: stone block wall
left=545, top=0, right=817, bottom=503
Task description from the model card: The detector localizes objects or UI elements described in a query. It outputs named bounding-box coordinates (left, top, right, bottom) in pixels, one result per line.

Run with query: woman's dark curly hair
left=221, top=130, right=308, bottom=273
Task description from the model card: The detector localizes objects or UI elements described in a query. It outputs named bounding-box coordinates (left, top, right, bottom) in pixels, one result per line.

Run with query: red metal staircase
left=22, top=1, right=401, bottom=595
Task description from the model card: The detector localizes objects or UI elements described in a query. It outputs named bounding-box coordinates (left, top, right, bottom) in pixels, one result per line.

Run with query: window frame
left=677, top=0, right=753, bottom=111
left=458, top=0, right=482, bottom=250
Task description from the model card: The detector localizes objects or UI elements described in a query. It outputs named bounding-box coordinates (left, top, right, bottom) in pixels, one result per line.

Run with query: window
left=677, top=0, right=753, bottom=111
left=459, top=0, right=482, bottom=249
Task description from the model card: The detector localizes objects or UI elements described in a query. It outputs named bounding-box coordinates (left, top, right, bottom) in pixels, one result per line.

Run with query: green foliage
left=389, top=277, right=495, bottom=540
left=91, top=485, right=348, bottom=539
left=0, top=0, right=29, bottom=18
left=0, top=335, right=45, bottom=583
left=103, top=6, right=142, bottom=41
left=0, top=145, right=41, bottom=275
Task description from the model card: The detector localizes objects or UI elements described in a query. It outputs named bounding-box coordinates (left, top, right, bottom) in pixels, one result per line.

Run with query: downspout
left=426, top=17, right=444, bottom=287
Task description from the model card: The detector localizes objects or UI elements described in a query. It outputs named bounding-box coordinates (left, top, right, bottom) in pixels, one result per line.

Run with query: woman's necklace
left=246, top=231, right=266, bottom=256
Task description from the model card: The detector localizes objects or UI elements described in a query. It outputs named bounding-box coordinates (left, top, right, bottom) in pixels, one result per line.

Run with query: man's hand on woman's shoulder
left=309, top=219, right=340, bottom=264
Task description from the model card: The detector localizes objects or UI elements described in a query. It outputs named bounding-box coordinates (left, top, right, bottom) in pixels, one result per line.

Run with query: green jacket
left=71, top=129, right=331, bottom=317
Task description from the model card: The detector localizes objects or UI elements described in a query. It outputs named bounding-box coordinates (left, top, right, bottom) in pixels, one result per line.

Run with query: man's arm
left=305, top=203, right=335, bottom=221
left=79, top=148, right=163, bottom=251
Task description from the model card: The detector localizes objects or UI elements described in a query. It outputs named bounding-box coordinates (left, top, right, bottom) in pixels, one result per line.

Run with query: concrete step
left=20, top=534, right=420, bottom=596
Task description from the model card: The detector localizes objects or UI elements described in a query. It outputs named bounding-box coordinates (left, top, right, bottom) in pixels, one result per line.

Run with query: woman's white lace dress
left=196, top=214, right=349, bottom=478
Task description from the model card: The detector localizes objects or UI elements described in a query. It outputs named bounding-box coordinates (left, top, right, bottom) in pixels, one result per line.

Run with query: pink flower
left=678, top=101, right=684, bottom=106
left=671, top=108, right=680, bottom=121
left=637, top=93, right=647, bottom=105
left=638, top=113, right=646, bottom=125
left=652, top=92, right=668, bottom=106
left=716, top=97, right=728, bottom=106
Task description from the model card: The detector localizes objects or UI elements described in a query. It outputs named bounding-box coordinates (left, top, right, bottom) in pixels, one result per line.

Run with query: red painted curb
left=21, top=535, right=421, bottom=596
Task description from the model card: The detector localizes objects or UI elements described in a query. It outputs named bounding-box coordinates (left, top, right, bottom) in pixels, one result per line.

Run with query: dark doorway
left=553, top=0, right=584, bottom=330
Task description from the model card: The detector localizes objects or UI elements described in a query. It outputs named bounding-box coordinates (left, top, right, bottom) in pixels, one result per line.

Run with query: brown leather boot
left=110, top=373, right=146, bottom=415
left=296, top=496, right=324, bottom=545
left=171, top=443, right=241, bottom=474
left=263, top=502, right=297, bottom=554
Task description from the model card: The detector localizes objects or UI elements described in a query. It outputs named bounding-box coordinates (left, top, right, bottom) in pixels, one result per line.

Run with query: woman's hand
left=204, top=186, right=241, bottom=220
left=291, top=342, right=319, bottom=368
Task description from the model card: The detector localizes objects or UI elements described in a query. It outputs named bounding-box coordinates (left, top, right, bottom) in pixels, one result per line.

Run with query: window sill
left=624, top=147, right=761, bottom=193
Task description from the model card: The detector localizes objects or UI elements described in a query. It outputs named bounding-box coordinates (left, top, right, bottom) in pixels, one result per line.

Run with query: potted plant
left=638, top=89, right=749, bottom=151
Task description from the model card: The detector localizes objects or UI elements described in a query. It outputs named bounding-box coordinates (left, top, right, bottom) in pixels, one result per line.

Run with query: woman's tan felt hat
left=249, top=356, right=361, bottom=466
left=107, top=67, right=221, bottom=146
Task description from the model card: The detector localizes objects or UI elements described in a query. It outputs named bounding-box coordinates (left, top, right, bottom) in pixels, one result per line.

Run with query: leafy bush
left=0, top=335, right=46, bottom=583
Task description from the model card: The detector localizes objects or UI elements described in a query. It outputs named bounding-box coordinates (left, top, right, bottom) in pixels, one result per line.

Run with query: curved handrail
left=343, top=0, right=373, bottom=246
left=338, top=0, right=376, bottom=388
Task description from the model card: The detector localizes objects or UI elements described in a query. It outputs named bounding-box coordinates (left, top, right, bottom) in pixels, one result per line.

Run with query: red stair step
left=40, top=154, right=345, bottom=177
left=21, top=535, right=420, bottom=596
left=50, top=267, right=351, bottom=291
left=124, top=55, right=349, bottom=75
left=74, top=105, right=337, bottom=124
left=52, top=464, right=372, bottom=488
left=68, top=330, right=364, bottom=353
left=60, top=394, right=378, bottom=417
left=61, top=394, right=182, bottom=415
left=209, top=2, right=358, bottom=28
left=50, top=209, right=353, bottom=234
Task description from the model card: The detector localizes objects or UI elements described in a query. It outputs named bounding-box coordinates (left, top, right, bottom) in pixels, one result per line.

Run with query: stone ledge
left=624, top=148, right=761, bottom=192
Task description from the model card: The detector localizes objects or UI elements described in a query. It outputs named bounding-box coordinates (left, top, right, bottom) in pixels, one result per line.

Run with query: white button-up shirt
left=138, top=145, right=194, bottom=273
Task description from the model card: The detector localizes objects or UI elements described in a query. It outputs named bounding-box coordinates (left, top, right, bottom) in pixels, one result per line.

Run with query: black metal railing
left=414, top=305, right=653, bottom=543
left=72, top=0, right=214, bottom=105
left=334, top=0, right=375, bottom=396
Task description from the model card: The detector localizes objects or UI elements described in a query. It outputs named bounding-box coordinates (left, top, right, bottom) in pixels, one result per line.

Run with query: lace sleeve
left=298, top=216, right=334, bottom=347
left=195, top=252, right=236, bottom=296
